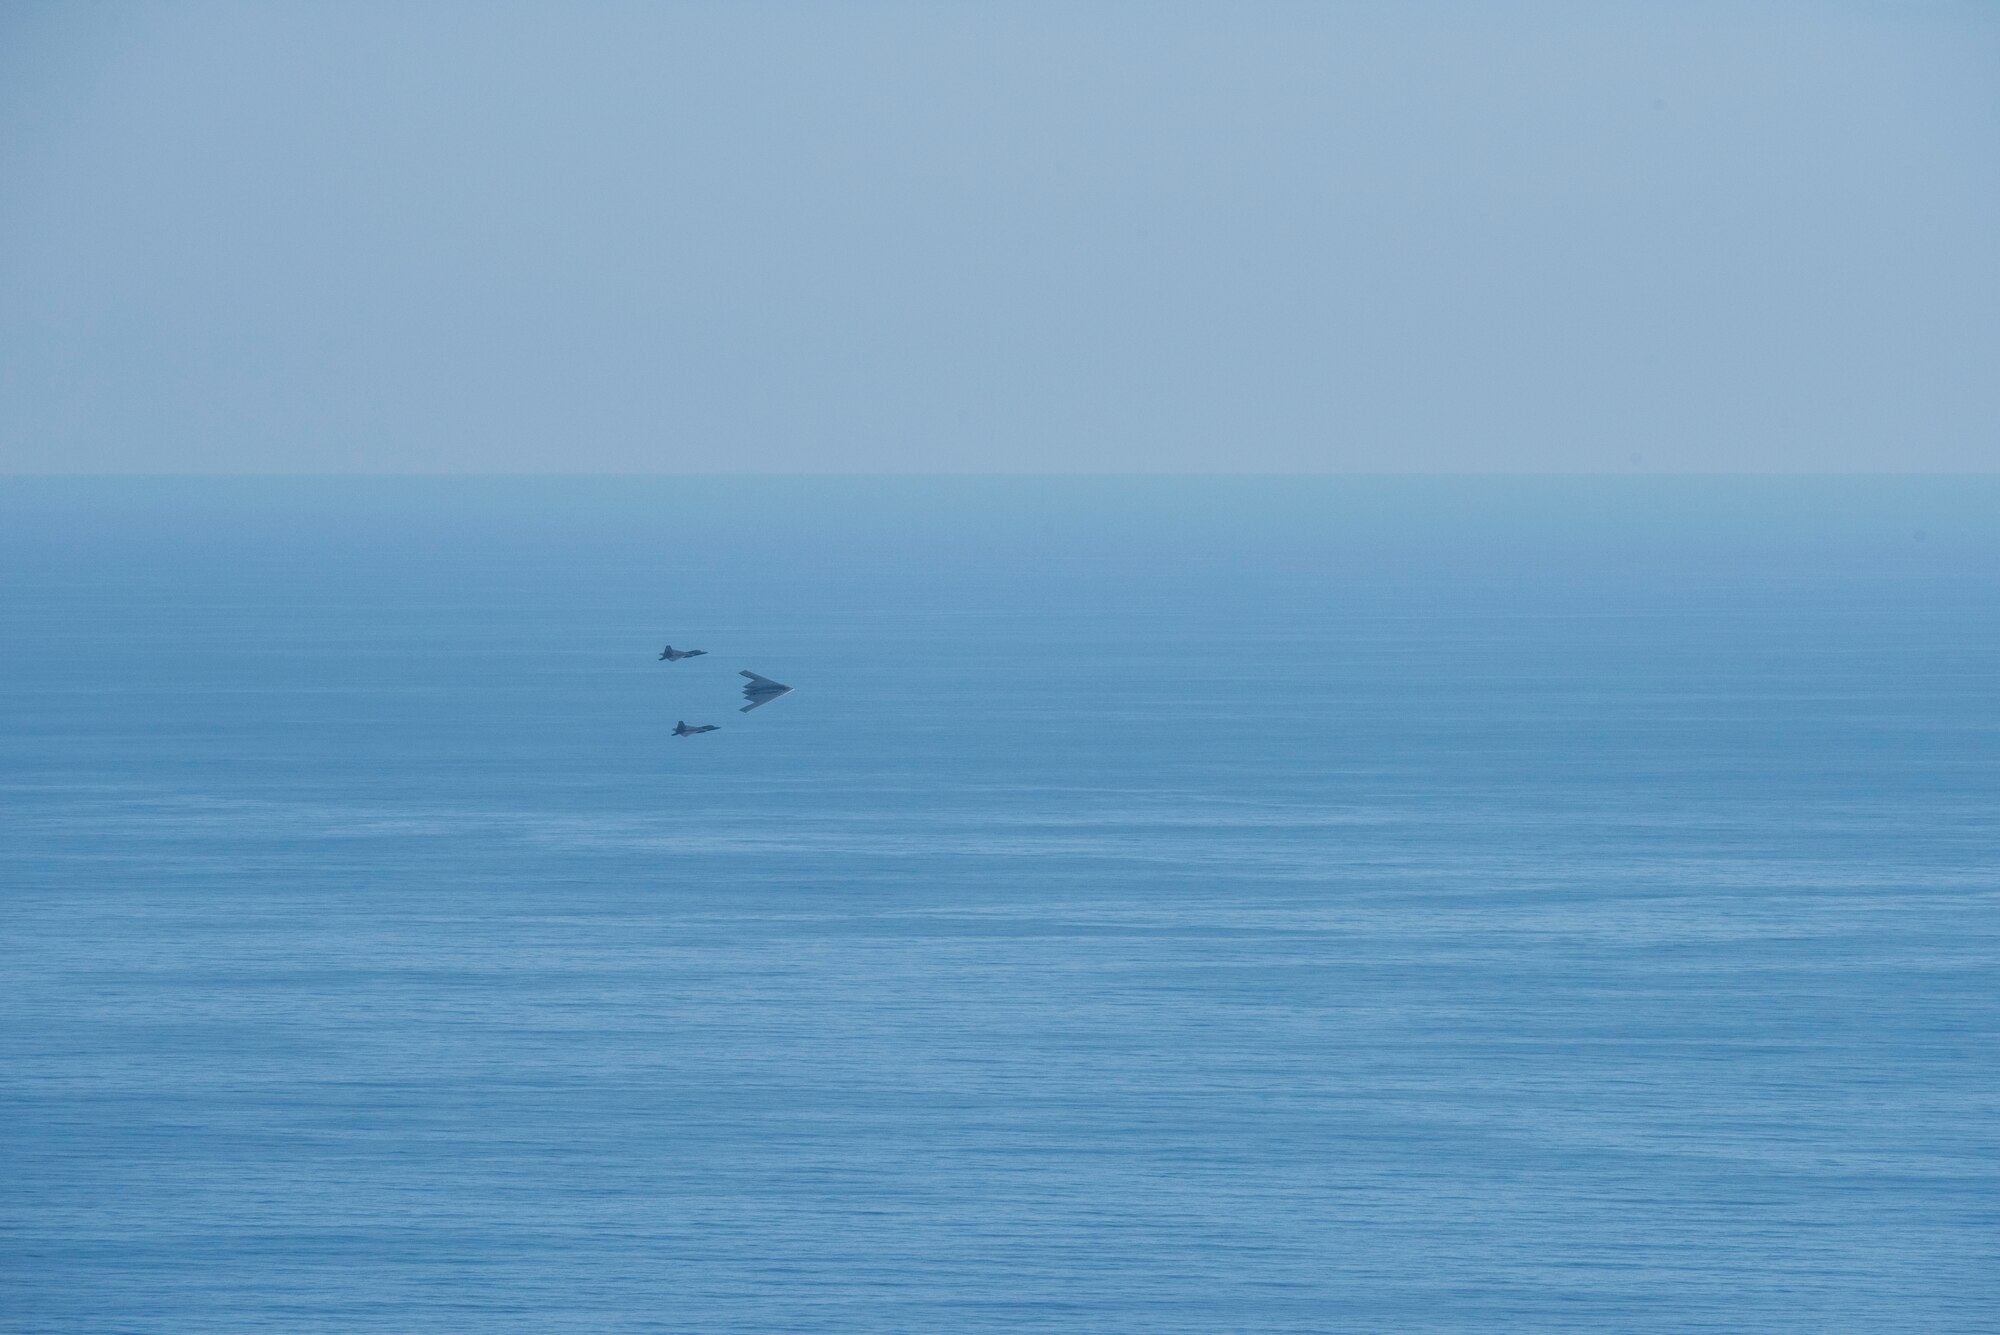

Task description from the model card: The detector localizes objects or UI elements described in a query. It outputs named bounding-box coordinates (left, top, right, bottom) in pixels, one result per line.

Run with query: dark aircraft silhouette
left=673, top=720, right=720, bottom=736
left=738, top=670, right=795, bottom=712
left=659, top=645, right=708, bottom=661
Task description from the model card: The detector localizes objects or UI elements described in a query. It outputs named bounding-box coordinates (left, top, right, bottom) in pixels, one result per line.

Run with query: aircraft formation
left=658, top=645, right=793, bottom=737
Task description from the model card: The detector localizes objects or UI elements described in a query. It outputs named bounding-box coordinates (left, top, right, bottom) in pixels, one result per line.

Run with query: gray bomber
left=738, top=671, right=795, bottom=712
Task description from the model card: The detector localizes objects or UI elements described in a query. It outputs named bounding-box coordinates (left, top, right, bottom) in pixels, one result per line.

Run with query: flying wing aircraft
left=738, top=670, right=795, bottom=712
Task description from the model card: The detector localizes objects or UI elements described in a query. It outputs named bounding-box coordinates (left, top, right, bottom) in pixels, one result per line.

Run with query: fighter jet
left=658, top=645, right=708, bottom=661
left=738, top=670, right=795, bottom=712
left=673, top=720, right=720, bottom=736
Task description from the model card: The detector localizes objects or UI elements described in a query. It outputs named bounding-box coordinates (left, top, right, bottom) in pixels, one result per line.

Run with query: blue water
left=3, top=478, right=1996, bottom=1332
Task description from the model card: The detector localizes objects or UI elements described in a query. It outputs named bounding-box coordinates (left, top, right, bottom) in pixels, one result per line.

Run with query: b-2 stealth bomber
left=738, top=671, right=794, bottom=712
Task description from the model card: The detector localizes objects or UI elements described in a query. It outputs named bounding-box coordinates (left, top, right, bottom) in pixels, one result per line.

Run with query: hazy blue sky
left=3, top=1, right=1996, bottom=473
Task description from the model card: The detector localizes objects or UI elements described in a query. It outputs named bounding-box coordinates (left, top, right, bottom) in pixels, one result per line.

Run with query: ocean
left=2, top=476, right=1995, bottom=1332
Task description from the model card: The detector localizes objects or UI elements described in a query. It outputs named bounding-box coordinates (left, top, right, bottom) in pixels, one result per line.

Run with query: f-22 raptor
left=658, top=645, right=708, bottom=661
left=673, top=720, right=720, bottom=736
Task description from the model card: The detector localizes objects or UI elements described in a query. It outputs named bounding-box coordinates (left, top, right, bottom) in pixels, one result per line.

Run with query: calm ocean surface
left=3, top=477, right=1996, bottom=1333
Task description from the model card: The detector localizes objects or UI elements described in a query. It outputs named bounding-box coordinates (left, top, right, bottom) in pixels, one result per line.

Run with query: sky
left=1, top=0, right=1996, bottom=474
